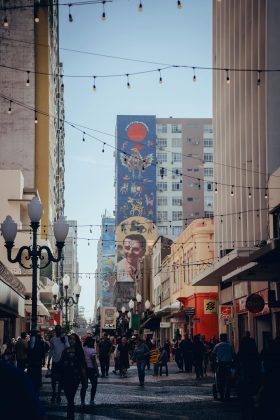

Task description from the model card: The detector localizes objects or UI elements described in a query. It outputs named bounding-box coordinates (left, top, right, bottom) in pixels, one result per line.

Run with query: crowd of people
left=1, top=326, right=280, bottom=419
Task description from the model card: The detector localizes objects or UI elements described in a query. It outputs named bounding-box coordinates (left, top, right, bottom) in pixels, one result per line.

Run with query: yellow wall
left=35, top=8, right=50, bottom=239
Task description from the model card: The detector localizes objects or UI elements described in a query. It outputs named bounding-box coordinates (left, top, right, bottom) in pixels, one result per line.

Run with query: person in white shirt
left=212, top=333, right=235, bottom=400
left=47, top=325, right=69, bottom=403
left=80, top=337, right=99, bottom=407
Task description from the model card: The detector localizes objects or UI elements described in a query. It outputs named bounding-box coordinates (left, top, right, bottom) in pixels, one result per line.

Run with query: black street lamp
left=52, top=274, right=81, bottom=331
left=1, top=197, right=69, bottom=336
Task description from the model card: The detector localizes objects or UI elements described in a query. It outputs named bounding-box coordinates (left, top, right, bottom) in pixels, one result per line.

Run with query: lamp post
left=52, top=274, right=81, bottom=331
left=1, top=197, right=69, bottom=336
left=136, top=293, right=142, bottom=313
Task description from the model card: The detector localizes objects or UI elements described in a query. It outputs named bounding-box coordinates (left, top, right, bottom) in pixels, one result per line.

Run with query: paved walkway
left=40, top=363, right=241, bottom=419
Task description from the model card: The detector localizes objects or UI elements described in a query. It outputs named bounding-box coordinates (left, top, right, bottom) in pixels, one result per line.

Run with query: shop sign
left=219, top=305, right=233, bottom=319
left=101, top=307, right=116, bottom=329
left=160, top=322, right=171, bottom=328
left=246, top=293, right=265, bottom=314
left=204, top=299, right=217, bottom=314
left=192, top=318, right=200, bottom=323
left=235, top=297, right=247, bottom=314
left=184, top=307, right=195, bottom=316
left=131, top=313, right=140, bottom=330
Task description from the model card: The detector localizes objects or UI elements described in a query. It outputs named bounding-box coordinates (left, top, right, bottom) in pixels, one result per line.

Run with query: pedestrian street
left=41, top=363, right=242, bottom=420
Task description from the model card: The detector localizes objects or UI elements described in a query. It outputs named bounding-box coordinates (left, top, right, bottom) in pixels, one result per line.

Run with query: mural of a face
left=123, top=237, right=145, bottom=268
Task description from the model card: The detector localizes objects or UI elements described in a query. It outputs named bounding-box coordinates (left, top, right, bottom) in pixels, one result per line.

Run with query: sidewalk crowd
left=1, top=326, right=280, bottom=419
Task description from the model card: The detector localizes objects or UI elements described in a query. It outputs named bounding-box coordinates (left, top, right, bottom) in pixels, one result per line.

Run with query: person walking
left=173, top=338, right=183, bottom=372
left=179, top=335, right=193, bottom=373
left=98, top=333, right=112, bottom=377
left=80, top=336, right=99, bottom=407
left=133, top=338, right=150, bottom=387
left=60, top=333, right=87, bottom=420
left=212, top=333, right=235, bottom=400
left=118, top=337, right=130, bottom=378
left=15, top=332, right=28, bottom=371
left=154, top=345, right=169, bottom=376
left=47, top=324, right=69, bottom=403
left=192, top=335, right=206, bottom=379
left=27, top=333, right=45, bottom=392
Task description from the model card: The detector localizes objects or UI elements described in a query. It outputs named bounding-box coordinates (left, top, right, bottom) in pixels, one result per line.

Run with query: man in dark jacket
left=179, top=335, right=193, bottom=373
left=98, top=333, right=112, bottom=377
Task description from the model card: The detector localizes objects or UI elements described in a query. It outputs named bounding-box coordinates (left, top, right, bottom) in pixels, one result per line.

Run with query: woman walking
left=60, top=333, right=87, bottom=420
left=133, top=338, right=150, bottom=387
left=80, top=336, right=99, bottom=407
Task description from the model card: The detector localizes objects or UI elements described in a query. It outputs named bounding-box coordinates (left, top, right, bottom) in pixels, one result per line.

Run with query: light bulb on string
left=82, top=132, right=85, bottom=142
left=177, top=1, right=183, bottom=9
left=93, top=76, right=96, bottom=92
left=230, top=185, right=234, bottom=197
left=226, top=69, right=230, bottom=84
left=138, top=1, right=143, bottom=12
left=158, top=69, right=163, bottom=84
left=26, top=71, right=30, bottom=87
left=193, top=67, right=197, bottom=82
left=7, top=101, right=12, bottom=114
left=214, top=183, right=218, bottom=194
left=248, top=187, right=252, bottom=199
left=60, top=75, right=64, bottom=91
left=3, top=16, right=9, bottom=28
left=34, top=112, right=38, bottom=124
left=264, top=189, right=268, bottom=199
left=68, top=5, right=73, bottom=22
left=102, top=142, right=105, bottom=153
left=34, top=10, right=39, bottom=23
left=126, top=74, right=131, bottom=89
left=101, top=1, right=107, bottom=20
left=257, top=71, right=261, bottom=86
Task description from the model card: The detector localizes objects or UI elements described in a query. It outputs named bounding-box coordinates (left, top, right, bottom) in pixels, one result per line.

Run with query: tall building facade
left=0, top=1, right=65, bottom=242
left=193, top=0, right=280, bottom=351
left=156, top=118, right=213, bottom=239
left=63, top=221, right=79, bottom=324
left=95, top=213, right=115, bottom=310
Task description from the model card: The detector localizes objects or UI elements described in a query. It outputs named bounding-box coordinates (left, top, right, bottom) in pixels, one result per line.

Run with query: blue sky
left=59, top=0, right=212, bottom=319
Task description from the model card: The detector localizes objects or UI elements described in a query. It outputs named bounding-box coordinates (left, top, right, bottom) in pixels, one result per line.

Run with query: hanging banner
left=101, top=307, right=116, bottom=330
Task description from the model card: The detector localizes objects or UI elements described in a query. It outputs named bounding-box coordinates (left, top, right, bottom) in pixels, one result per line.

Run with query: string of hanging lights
left=0, top=92, right=275, bottom=196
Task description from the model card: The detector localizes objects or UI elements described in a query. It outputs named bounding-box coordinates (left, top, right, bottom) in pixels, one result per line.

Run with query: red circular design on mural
left=127, top=123, right=147, bottom=141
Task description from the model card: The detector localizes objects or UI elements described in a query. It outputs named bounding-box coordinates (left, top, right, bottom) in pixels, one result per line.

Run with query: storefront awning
left=140, top=315, right=161, bottom=331
left=192, top=247, right=258, bottom=286
left=25, top=299, right=50, bottom=317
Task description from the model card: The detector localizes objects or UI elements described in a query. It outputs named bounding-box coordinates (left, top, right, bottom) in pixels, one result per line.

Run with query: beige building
left=152, top=219, right=218, bottom=342
left=193, top=0, right=280, bottom=351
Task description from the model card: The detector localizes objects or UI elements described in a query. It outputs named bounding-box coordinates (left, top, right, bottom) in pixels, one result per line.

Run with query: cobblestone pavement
left=41, top=364, right=242, bottom=419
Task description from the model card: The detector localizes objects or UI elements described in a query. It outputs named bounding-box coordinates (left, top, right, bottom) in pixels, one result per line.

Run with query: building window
left=172, top=198, right=182, bottom=206
left=157, top=197, right=168, bottom=206
left=157, top=138, right=167, bottom=148
left=203, top=125, right=213, bottom=133
left=171, top=124, right=182, bottom=133
left=157, top=167, right=167, bottom=177
left=204, top=153, right=213, bottom=162
left=172, top=182, right=182, bottom=191
left=194, top=168, right=199, bottom=172
left=204, top=167, right=213, bottom=177
left=172, top=153, right=182, bottom=163
left=157, top=153, right=167, bottom=163
left=172, top=211, right=182, bottom=221
left=205, top=211, right=214, bottom=218
left=204, top=138, right=213, bottom=147
left=187, top=197, right=193, bottom=201
left=158, top=211, right=168, bottom=222
left=172, top=226, right=182, bottom=236
left=158, top=226, right=168, bottom=235
left=171, top=138, right=182, bottom=147
left=172, top=168, right=182, bottom=177
left=157, top=182, right=168, bottom=192
left=206, top=182, right=213, bottom=191
left=187, top=168, right=193, bottom=172
left=157, top=124, right=167, bottom=133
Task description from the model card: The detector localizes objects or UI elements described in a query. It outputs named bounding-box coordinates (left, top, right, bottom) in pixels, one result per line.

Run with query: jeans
left=62, top=380, right=80, bottom=420
left=154, top=361, right=168, bottom=376
left=80, top=368, right=98, bottom=403
left=137, top=361, right=146, bottom=384
left=99, top=355, right=110, bottom=376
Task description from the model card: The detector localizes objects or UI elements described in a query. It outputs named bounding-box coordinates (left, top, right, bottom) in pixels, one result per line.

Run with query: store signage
left=101, top=307, right=116, bottom=330
left=219, top=305, right=233, bottom=319
left=204, top=299, right=217, bottom=314
left=246, top=294, right=265, bottom=314
left=160, top=322, right=171, bottom=328
left=184, top=307, right=195, bottom=316
left=192, top=318, right=200, bottom=323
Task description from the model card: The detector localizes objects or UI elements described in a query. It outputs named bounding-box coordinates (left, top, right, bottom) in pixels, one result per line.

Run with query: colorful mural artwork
left=100, top=218, right=116, bottom=307
left=116, top=115, right=157, bottom=225
left=115, top=216, right=157, bottom=283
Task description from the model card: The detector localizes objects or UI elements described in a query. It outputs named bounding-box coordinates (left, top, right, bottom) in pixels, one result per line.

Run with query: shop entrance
left=255, top=314, right=272, bottom=352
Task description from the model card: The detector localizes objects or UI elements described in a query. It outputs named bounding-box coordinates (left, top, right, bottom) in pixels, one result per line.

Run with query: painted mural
left=116, top=116, right=157, bottom=225
left=100, top=218, right=116, bottom=307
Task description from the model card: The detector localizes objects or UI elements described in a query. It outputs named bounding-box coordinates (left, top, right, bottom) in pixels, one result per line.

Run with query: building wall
left=213, top=0, right=269, bottom=257
left=63, top=220, right=78, bottom=323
